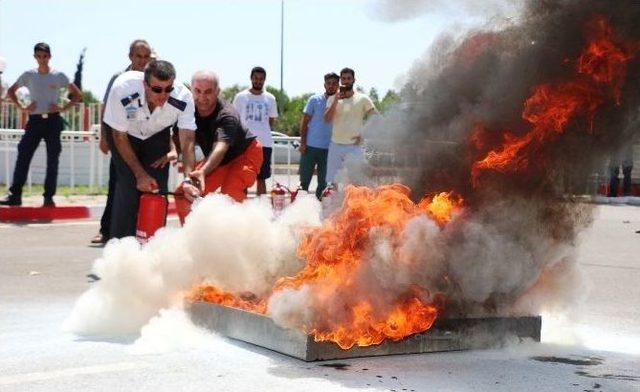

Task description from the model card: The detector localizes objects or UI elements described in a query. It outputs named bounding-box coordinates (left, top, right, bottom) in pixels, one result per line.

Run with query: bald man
left=175, top=70, right=263, bottom=224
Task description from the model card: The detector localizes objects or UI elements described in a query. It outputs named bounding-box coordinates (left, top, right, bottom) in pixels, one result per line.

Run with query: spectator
left=608, top=145, right=634, bottom=197
left=91, top=39, right=152, bottom=245
left=298, top=72, right=339, bottom=199
left=324, top=67, right=377, bottom=186
left=232, top=66, right=278, bottom=195
left=174, top=70, right=263, bottom=224
left=103, top=60, right=195, bottom=238
left=0, top=43, right=81, bottom=207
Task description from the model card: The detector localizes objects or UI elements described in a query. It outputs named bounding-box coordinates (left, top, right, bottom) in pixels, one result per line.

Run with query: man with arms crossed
left=324, top=67, right=377, bottom=186
left=103, top=60, right=195, bottom=238
left=233, top=66, right=278, bottom=195
left=1, top=42, right=82, bottom=206
left=175, top=70, right=263, bottom=224
left=91, top=39, right=152, bottom=244
left=298, top=72, right=339, bottom=199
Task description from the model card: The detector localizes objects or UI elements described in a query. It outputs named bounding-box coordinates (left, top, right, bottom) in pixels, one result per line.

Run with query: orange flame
left=419, top=191, right=464, bottom=226
left=189, top=285, right=266, bottom=314
left=471, top=16, right=634, bottom=186
left=188, top=184, right=463, bottom=349
left=578, top=15, right=633, bottom=103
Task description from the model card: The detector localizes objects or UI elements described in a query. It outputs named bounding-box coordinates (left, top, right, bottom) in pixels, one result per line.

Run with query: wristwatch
left=182, top=179, right=193, bottom=185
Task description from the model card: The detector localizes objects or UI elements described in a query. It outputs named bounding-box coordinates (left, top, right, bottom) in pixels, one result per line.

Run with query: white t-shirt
left=232, top=89, right=278, bottom=147
left=103, top=71, right=196, bottom=140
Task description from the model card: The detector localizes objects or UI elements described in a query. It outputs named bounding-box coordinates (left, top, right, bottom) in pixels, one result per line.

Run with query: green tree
left=368, top=87, right=380, bottom=104
left=367, top=87, right=399, bottom=114
left=221, top=84, right=245, bottom=102
left=378, top=89, right=400, bottom=113
left=82, top=90, right=99, bottom=104
left=266, top=86, right=289, bottom=116
left=278, top=93, right=313, bottom=136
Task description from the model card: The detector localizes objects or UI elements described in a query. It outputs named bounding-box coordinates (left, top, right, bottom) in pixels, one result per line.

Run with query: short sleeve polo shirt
left=103, top=71, right=196, bottom=140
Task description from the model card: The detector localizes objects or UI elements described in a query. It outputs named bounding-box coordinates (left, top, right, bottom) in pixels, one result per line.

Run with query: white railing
left=0, top=127, right=103, bottom=193
left=0, top=101, right=302, bottom=192
left=0, top=101, right=102, bottom=132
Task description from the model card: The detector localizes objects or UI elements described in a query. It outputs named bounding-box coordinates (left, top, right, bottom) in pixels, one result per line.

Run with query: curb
left=0, top=202, right=178, bottom=222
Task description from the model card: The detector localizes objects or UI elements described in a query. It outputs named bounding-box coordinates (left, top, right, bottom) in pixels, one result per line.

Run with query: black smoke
left=350, top=1, right=640, bottom=314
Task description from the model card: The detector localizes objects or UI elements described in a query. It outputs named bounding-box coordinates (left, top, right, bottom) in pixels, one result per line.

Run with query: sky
left=0, top=0, right=496, bottom=100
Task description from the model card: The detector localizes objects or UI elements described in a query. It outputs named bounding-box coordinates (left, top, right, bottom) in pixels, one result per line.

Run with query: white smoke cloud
left=64, top=193, right=322, bottom=336
left=130, top=307, right=219, bottom=354
left=267, top=212, right=447, bottom=331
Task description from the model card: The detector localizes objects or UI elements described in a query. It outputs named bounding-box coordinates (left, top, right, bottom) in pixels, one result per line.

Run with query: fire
left=188, top=184, right=462, bottom=349
left=471, top=16, right=634, bottom=186
left=577, top=16, right=633, bottom=103
left=186, top=16, right=635, bottom=351
left=271, top=185, right=459, bottom=349
left=419, top=191, right=464, bottom=226
left=189, top=285, right=266, bottom=313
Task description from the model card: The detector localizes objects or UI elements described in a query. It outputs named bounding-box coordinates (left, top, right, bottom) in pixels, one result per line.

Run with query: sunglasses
left=147, top=82, right=174, bottom=94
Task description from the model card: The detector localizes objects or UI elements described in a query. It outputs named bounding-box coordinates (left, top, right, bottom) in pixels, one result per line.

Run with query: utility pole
left=280, top=0, right=284, bottom=93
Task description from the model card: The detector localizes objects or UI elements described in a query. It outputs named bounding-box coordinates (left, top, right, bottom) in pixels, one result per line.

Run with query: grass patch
left=0, top=184, right=108, bottom=196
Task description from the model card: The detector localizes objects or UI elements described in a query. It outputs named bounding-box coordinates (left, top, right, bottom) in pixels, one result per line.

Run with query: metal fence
left=0, top=101, right=302, bottom=191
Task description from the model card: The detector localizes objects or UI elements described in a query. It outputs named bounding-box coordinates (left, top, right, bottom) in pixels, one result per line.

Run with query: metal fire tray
left=189, top=301, right=541, bottom=362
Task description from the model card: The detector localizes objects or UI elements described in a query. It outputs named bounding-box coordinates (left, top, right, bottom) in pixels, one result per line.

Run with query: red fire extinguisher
left=320, top=183, right=336, bottom=200
left=136, top=193, right=169, bottom=243
left=290, top=184, right=302, bottom=203
left=271, top=182, right=288, bottom=211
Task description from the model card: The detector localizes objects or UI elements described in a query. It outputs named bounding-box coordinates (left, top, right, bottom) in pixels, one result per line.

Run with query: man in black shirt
left=175, top=70, right=263, bottom=224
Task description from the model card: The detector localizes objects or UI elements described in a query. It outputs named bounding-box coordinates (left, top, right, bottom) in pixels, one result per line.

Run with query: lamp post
left=280, top=0, right=284, bottom=93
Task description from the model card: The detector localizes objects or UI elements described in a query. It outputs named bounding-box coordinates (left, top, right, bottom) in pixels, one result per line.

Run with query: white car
left=271, top=131, right=300, bottom=164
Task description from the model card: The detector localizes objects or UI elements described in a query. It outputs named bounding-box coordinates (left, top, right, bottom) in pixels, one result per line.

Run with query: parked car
left=271, top=131, right=300, bottom=164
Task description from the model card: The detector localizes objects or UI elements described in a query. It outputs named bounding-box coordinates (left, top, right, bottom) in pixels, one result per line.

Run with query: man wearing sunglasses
left=103, top=59, right=196, bottom=239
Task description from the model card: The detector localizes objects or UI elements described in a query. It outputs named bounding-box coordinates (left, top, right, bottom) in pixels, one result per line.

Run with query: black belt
left=29, top=112, right=60, bottom=119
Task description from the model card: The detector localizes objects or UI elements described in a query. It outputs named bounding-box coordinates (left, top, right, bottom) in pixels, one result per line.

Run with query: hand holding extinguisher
left=136, top=173, right=159, bottom=193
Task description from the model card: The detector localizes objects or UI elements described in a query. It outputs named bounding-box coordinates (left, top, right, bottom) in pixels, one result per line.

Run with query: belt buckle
left=42, top=113, right=49, bottom=119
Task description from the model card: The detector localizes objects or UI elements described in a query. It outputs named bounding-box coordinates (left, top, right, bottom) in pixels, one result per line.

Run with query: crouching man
left=103, top=60, right=196, bottom=238
left=175, top=70, right=262, bottom=224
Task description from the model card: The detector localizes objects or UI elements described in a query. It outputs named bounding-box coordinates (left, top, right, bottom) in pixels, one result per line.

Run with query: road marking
left=580, top=262, right=640, bottom=271
left=0, top=362, right=149, bottom=385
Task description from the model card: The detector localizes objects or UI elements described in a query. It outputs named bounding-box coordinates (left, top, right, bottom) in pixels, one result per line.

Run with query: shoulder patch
left=167, top=96, right=187, bottom=112
left=120, top=92, right=140, bottom=107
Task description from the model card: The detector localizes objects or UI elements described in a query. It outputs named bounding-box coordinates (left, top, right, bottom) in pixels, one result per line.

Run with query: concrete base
left=189, top=301, right=541, bottom=362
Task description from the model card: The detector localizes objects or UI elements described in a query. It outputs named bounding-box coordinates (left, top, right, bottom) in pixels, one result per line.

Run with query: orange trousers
left=174, top=140, right=263, bottom=225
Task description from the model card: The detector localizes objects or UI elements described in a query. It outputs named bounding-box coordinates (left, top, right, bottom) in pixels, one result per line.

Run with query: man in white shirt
left=232, top=66, right=278, bottom=195
left=103, top=60, right=196, bottom=238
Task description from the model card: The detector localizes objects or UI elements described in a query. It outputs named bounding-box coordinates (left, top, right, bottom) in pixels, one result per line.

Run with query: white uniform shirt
left=103, top=71, right=196, bottom=140
left=232, top=89, right=278, bottom=147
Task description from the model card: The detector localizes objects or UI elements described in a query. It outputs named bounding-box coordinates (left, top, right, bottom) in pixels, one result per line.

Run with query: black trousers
left=9, top=114, right=63, bottom=198
left=110, top=129, right=170, bottom=239
left=609, top=164, right=633, bottom=197
left=99, top=124, right=116, bottom=238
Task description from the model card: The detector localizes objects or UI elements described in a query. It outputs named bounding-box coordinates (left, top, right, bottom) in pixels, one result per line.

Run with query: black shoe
left=0, top=195, right=21, bottom=206
left=90, top=233, right=107, bottom=244
left=43, top=197, right=56, bottom=207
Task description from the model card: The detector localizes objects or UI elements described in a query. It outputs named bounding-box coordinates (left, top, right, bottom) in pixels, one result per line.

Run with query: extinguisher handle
left=141, top=191, right=175, bottom=196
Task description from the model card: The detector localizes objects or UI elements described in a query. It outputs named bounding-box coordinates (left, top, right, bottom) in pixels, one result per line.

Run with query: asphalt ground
left=0, top=205, right=639, bottom=391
